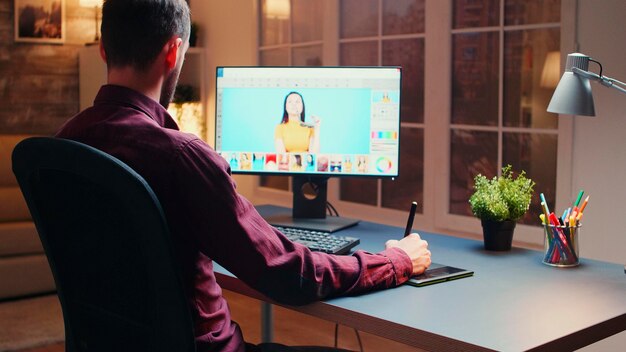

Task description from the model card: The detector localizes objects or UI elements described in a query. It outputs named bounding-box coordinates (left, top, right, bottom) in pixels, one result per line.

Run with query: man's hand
left=385, top=233, right=431, bottom=276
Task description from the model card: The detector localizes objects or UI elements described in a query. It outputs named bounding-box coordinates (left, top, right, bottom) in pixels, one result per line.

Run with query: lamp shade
left=547, top=53, right=595, bottom=116
left=79, top=0, right=101, bottom=7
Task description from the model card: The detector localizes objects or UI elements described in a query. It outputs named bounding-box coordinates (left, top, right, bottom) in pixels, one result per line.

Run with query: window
left=447, top=0, right=560, bottom=226
left=256, top=0, right=568, bottom=244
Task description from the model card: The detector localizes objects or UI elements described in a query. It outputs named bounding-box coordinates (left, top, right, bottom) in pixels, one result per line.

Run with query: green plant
left=469, top=165, right=535, bottom=222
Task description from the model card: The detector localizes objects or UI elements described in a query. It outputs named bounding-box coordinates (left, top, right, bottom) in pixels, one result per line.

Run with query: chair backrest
left=12, top=137, right=195, bottom=352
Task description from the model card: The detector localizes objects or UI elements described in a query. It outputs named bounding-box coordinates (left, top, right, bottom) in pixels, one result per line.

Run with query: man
left=57, top=1, right=431, bottom=351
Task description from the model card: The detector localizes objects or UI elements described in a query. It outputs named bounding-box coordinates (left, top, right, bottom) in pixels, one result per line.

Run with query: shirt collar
left=94, top=84, right=179, bottom=130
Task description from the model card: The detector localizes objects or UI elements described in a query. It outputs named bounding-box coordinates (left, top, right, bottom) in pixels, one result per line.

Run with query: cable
left=327, top=201, right=339, bottom=217
left=590, top=58, right=603, bottom=77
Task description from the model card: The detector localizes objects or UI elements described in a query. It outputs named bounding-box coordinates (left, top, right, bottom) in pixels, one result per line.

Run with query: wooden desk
left=215, top=205, right=626, bottom=351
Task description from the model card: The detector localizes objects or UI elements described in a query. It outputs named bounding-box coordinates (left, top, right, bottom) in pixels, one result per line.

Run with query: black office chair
left=12, top=137, right=195, bottom=352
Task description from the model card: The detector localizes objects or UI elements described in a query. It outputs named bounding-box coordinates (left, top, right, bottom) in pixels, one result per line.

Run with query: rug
left=0, top=294, right=64, bottom=351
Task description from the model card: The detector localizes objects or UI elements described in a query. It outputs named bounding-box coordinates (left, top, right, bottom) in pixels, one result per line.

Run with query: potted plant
left=469, top=165, right=535, bottom=251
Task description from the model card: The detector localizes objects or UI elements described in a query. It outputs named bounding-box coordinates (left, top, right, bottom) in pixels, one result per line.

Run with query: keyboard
left=276, top=226, right=360, bottom=255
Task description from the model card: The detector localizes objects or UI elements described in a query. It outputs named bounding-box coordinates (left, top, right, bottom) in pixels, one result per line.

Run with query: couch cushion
left=0, top=135, right=34, bottom=222
left=0, top=135, right=34, bottom=187
left=0, top=254, right=55, bottom=300
left=0, top=187, right=31, bottom=222
left=0, top=222, right=42, bottom=257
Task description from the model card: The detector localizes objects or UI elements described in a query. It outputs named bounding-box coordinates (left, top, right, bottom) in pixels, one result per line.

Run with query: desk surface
left=215, top=205, right=626, bottom=352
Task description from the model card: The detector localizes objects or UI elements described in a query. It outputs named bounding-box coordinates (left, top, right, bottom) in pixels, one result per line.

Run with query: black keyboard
left=276, top=226, right=360, bottom=255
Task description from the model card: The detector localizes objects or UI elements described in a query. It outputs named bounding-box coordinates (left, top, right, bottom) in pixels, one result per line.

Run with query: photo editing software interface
left=214, top=66, right=402, bottom=178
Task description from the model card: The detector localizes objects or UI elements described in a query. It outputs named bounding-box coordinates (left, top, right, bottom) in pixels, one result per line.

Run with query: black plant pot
left=481, top=219, right=516, bottom=251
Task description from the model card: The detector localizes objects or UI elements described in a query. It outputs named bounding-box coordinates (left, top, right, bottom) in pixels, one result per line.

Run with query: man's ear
left=164, top=37, right=183, bottom=70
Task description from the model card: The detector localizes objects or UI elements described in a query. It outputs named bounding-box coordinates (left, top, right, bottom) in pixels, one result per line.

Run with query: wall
left=571, top=0, right=626, bottom=266
left=572, top=2, right=626, bottom=349
left=0, top=0, right=97, bottom=135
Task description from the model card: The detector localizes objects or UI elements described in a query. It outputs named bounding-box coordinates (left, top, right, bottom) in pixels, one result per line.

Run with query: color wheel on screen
left=376, top=157, right=393, bottom=173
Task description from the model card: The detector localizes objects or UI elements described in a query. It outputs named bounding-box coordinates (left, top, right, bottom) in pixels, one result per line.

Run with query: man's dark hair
left=101, top=0, right=190, bottom=70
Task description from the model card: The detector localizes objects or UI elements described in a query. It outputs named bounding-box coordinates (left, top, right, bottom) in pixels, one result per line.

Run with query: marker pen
left=404, top=201, right=418, bottom=237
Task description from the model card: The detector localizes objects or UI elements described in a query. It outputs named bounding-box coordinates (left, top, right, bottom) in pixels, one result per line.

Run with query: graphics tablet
left=407, top=263, right=474, bottom=287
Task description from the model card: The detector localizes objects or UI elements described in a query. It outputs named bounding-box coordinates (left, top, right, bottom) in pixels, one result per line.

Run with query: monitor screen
left=214, top=66, right=402, bottom=178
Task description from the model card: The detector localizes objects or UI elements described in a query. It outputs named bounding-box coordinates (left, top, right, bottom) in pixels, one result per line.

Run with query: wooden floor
left=19, top=290, right=425, bottom=352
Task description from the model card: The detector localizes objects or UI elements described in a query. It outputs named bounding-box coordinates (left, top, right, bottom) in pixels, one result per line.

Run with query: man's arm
left=174, top=139, right=419, bottom=305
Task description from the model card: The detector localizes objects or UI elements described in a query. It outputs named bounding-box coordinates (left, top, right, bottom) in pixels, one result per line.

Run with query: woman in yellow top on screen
left=275, top=92, right=321, bottom=153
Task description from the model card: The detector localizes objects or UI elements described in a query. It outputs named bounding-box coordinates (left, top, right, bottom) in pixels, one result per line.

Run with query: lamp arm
left=572, top=67, right=626, bottom=95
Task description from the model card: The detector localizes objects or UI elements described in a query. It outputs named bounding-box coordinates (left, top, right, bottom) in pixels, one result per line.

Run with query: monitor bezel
left=214, top=65, right=402, bottom=179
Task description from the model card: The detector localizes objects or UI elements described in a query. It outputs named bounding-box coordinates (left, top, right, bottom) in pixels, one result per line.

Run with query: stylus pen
left=404, top=201, right=418, bottom=237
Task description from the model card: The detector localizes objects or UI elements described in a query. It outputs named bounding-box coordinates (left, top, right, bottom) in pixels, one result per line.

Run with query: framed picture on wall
left=14, top=0, right=65, bottom=44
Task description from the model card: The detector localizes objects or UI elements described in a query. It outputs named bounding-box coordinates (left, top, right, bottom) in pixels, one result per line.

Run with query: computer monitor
left=215, top=66, right=402, bottom=232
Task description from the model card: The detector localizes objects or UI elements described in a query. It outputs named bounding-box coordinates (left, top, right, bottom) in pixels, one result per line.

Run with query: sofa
left=0, top=135, right=55, bottom=300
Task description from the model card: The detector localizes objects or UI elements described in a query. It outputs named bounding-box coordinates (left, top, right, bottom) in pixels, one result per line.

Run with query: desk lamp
left=547, top=53, right=626, bottom=116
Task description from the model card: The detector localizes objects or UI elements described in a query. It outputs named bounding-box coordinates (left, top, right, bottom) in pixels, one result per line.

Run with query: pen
left=404, top=201, right=418, bottom=237
left=540, top=201, right=550, bottom=221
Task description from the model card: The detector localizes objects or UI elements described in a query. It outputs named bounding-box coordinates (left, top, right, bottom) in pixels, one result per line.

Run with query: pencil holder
left=542, top=223, right=580, bottom=267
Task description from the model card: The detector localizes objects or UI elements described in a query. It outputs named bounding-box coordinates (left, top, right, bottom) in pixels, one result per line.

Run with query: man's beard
left=160, top=67, right=181, bottom=108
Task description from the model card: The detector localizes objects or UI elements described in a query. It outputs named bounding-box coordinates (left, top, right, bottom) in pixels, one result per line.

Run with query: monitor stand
left=264, top=176, right=359, bottom=233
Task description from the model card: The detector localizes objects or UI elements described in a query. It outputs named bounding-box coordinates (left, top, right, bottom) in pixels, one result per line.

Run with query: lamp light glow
left=540, top=51, right=561, bottom=89
left=79, top=0, right=101, bottom=6
left=265, top=0, right=290, bottom=20
left=167, top=102, right=206, bottom=140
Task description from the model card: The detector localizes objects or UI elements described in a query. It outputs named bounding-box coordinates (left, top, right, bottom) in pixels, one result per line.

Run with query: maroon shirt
left=56, top=85, right=413, bottom=351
